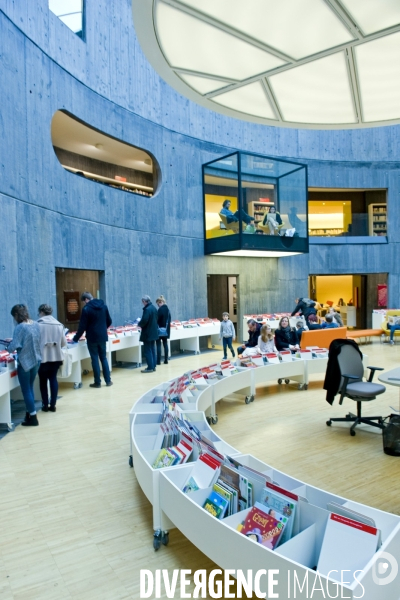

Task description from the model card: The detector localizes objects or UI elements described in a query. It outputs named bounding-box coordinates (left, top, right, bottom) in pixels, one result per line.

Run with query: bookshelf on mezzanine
left=368, top=203, right=387, bottom=237
left=247, top=199, right=274, bottom=228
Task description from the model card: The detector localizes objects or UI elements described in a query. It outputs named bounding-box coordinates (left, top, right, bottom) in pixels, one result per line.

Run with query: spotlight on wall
left=144, top=158, right=152, bottom=165
left=95, top=143, right=104, bottom=149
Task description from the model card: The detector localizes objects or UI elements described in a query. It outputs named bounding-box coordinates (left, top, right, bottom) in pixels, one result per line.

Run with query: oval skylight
left=133, top=0, right=400, bottom=129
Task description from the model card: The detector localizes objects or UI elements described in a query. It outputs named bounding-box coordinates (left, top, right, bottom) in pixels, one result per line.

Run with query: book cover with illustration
left=203, top=490, right=229, bottom=519
left=237, top=505, right=285, bottom=549
left=260, top=483, right=298, bottom=544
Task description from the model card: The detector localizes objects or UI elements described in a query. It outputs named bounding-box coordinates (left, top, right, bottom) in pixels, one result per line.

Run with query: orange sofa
left=300, top=327, right=347, bottom=349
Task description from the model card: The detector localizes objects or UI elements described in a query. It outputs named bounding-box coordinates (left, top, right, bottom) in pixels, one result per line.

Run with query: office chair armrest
left=339, top=374, right=359, bottom=405
left=366, top=366, right=384, bottom=382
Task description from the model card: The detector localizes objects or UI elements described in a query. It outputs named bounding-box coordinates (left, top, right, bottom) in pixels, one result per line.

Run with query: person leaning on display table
left=237, top=319, right=262, bottom=356
left=7, top=304, right=41, bottom=426
left=73, top=292, right=113, bottom=388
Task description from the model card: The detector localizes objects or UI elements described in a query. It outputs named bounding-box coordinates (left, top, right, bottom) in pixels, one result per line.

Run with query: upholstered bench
left=346, top=329, right=383, bottom=344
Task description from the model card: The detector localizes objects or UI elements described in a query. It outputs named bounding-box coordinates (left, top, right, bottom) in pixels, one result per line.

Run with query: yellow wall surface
left=205, top=194, right=237, bottom=238
left=315, top=275, right=353, bottom=306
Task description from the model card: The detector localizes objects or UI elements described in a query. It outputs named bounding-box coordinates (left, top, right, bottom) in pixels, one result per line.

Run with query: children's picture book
left=203, top=490, right=229, bottom=519
left=152, top=448, right=177, bottom=469
left=260, top=483, right=298, bottom=545
left=237, top=505, right=285, bottom=549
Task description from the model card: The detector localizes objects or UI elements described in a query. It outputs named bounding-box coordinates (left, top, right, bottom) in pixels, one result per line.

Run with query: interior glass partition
left=203, top=152, right=308, bottom=256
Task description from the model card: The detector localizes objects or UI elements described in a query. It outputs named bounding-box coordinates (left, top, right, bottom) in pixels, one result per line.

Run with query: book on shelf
left=203, top=490, right=230, bottom=519
left=182, top=453, right=221, bottom=494
left=259, top=482, right=299, bottom=545
left=152, top=448, right=178, bottom=469
left=317, top=513, right=380, bottom=582
left=264, top=353, right=280, bottom=364
left=237, top=504, right=286, bottom=549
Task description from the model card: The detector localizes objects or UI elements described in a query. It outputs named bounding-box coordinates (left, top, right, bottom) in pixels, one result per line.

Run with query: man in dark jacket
left=237, top=319, right=262, bottom=356
left=291, top=297, right=317, bottom=325
left=139, top=295, right=159, bottom=373
left=73, top=292, right=113, bottom=388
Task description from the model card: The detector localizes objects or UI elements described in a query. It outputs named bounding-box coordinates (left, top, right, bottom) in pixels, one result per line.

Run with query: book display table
left=168, top=320, right=221, bottom=357
left=130, top=356, right=399, bottom=600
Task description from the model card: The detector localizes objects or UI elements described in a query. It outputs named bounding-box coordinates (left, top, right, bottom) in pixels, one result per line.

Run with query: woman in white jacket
left=37, top=304, right=67, bottom=412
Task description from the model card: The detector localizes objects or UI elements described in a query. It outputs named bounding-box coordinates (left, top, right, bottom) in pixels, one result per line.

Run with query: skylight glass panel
left=341, top=0, right=400, bottom=35
left=155, top=3, right=286, bottom=80
left=269, top=53, right=357, bottom=124
left=211, top=82, right=276, bottom=120
left=178, top=74, right=232, bottom=95
left=178, top=0, right=355, bottom=59
left=355, top=33, right=400, bottom=122
left=49, top=0, right=83, bottom=35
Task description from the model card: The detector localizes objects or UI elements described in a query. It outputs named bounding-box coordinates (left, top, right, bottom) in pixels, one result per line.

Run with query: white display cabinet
left=340, top=305, right=357, bottom=327
left=130, top=357, right=400, bottom=598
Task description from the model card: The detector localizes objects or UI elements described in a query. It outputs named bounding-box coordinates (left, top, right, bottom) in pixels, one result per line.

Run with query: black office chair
left=326, top=344, right=385, bottom=436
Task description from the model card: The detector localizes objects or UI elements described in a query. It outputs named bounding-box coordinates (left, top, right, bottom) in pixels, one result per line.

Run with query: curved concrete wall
left=1, top=2, right=400, bottom=337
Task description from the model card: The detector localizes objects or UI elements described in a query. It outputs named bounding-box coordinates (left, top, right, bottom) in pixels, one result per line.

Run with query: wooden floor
left=1, top=341, right=400, bottom=599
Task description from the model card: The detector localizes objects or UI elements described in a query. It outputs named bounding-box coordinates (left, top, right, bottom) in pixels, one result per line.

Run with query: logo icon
left=372, top=551, right=398, bottom=586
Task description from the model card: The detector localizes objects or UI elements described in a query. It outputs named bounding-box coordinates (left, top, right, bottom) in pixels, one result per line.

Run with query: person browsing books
left=257, top=324, right=277, bottom=353
left=37, top=304, right=67, bottom=412
left=237, top=319, right=262, bottom=356
left=7, top=304, right=41, bottom=426
left=219, top=312, right=236, bottom=360
left=73, top=292, right=113, bottom=388
left=274, top=317, right=299, bottom=352
left=139, top=295, right=159, bottom=373
left=155, top=295, right=171, bottom=365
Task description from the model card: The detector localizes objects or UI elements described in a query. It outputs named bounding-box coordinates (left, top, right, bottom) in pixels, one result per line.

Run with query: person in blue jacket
left=73, top=292, right=112, bottom=388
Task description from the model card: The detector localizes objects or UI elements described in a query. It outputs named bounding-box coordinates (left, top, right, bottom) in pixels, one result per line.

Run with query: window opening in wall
left=49, top=0, right=84, bottom=38
left=308, top=189, right=387, bottom=238
left=55, top=268, right=103, bottom=329
left=309, top=273, right=388, bottom=329
left=51, top=111, right=157, bottom=197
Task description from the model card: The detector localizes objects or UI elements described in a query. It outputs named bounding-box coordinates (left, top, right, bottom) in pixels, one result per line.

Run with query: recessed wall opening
left=51, top=110, right=158, bottom=197
left=308, top=189, right=387, bottom=238
left=55, top=268, right=104, bottom=330
left=49, top=0, right=85, bottom=39
left=309, top=273, right=388, bottom=329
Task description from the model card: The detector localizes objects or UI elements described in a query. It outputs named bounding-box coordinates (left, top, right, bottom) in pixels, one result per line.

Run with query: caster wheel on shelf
left=153, top=530, right=162, bottom=551
left=350, top=430, right=356, bottom=436
left=83, top=369, right=90, bottom=375
left=206, top=416, right=211, bottom=425
left=303, top=384, right=308, bottom=390
left=161, top=531, right=169, bottom=546
left=211, top=416, right=218, bottom=425
left=73, top=383, right=80, bottom=390
left=245, top=396, right=251, bottom=404
left=326, top=420, right=332, bottom=426
left=128, top=455, right=133, bottom=468
left=285, top=379, right=290, bottom=384
left=212, top=345, right=215, bottom=349
left=7, top=422, right=14, bottom=432
left=278, top=379, right=283, bottom=385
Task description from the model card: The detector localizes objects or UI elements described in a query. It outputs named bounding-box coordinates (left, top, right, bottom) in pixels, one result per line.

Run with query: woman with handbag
left=37, top=304, right=67, bottom=412
left=156, top=295, right=171, bottom=365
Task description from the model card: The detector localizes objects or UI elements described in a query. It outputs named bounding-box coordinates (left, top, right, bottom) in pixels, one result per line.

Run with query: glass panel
left=212, top=82, right=276, bottom=120
left=279, top=168, right=308, bottom=238
left=49, top=0, right=83, bottom=37
left=308, top=199, right=387, bottom=237
left=204, top=155, right=239, bottom=241
left=341, top=0, right=400, bottom=35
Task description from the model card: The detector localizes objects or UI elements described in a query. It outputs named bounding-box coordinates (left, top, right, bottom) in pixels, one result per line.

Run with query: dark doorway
left=207, top=275, right=238, bottom=332
left=55, top=268, right=103, bottom=329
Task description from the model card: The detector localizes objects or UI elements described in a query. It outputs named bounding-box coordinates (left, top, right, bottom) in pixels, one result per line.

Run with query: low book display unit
left=130, top=356, right=399, bottom=598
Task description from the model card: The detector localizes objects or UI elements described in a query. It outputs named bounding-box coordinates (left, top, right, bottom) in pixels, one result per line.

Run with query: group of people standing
left=7, top=303, right=67, bottom=426
left=138, top=295, right=171, bottom=373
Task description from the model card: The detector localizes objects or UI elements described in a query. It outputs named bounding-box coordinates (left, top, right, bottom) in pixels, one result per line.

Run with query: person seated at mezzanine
left=220, top=199, right=254, bottom=225
left=237, top=319, right=262, bottom=355
left=321, top=314, right=339, bottom=329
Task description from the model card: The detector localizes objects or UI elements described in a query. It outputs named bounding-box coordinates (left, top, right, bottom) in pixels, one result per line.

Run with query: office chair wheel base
left=350, top=429, right=356, bottom=436
left=326, top=420, right=332, bottom=426
left=278, top=379, right=283, bottom=384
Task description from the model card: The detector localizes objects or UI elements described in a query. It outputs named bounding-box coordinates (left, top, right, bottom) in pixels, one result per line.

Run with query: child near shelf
left=219, top=312, right=236, bottom=360
left=257, top=324, right=277, bottom=354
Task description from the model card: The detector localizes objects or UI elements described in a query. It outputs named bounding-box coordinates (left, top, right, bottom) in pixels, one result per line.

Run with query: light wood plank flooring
left=1, top=341, right=400, bottom=599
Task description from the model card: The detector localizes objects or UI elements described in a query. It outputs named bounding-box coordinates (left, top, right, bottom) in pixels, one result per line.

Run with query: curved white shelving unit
left=130, top=359, right=400, bottom=599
